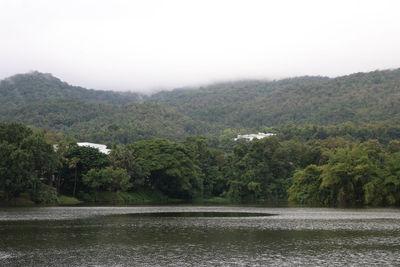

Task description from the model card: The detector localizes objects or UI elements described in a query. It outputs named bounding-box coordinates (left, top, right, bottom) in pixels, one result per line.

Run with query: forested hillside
left=0, top=71, right=143, bottom=105
left=0, top=100, right=203, bottom=143
left=1, top=69, right=400, bottom=144
left=0, top=72, right=205, bottom=142
left=149, top=69, right=400, bottom=129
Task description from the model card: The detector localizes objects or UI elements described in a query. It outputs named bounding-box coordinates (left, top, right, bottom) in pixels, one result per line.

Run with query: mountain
left=1, top=69, right=400, bottom=144
left=0, top=72, right=204, bottom=143
left=0, top=71, right=143, bottom=106
left=149, top=69, right=400, bottom=129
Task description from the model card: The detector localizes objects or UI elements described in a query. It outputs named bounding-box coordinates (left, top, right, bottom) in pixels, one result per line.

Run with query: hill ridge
left=1, top=68, right=400, bottom=143
left=0, top=71, right=144, bottom=105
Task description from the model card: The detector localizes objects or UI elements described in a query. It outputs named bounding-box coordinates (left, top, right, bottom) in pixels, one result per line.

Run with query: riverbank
left=0, top=189, right=204, bottom=207
left=0, top=189, right=266, bottom=207
left=0, top=189, right=306, bottom=207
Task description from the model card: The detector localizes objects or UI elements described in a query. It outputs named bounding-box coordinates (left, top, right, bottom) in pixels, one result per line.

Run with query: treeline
left=289, top=139, right=400, bottom=206
left=277, top=121, right=400, bottom=144
left=0, top=123, right=223, bottom=203
left=2, top=122, right=400, bottom=207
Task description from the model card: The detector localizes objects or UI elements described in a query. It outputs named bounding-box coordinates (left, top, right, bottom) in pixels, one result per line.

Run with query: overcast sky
left=1, top=0, right=400, bottom=93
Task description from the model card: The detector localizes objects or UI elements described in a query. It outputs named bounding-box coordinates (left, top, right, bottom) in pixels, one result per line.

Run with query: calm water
left=1, top=206, right=400, bottom=266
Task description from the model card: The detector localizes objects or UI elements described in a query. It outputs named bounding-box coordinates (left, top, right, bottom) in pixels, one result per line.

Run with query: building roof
left=77, top=142, right=111, bottom=154
left=234, top=132, right=275, bottom=141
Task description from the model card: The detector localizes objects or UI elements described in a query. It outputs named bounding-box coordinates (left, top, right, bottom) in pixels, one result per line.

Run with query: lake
left=1, top=206, right=400, bottom=266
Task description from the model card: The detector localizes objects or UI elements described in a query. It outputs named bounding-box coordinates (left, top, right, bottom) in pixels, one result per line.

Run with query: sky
left=1, top=0, right=400, bottom=93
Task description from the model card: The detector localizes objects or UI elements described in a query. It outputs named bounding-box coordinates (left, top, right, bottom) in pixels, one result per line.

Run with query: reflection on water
left=0, top=206, right=400, bottom=266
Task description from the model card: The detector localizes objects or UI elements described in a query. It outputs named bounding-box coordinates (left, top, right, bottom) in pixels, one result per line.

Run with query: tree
left=383, top=152, right=400, bottom=205
left=288, top=165, right=322, bottom=205
left=0, top=122, right=33, bottom=146
left=129, top=139, right=202, bottom=199
left=83, top=167, right=132, bottom=193
left=290, top=141, right=387, bottom=207
left=0, top=123, right=61, bottom=201
left=21, top=133, right=60, bottom=188
left=226, top=137, right=298, bottom=202
left=69, top=157, right=80, bottom=198
left=0, top=142, right=33, bottom=200
left=60, top=145, right=108, bottom=197
left=319, top=146, right=373, bottom=206
left=109, top=145, right=144, bottom=185
left=182, top=137, right=226, bottom=197
left=388, top=140, right=400, bottom=154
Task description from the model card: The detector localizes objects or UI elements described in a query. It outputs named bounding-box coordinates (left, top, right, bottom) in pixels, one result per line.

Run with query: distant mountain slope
left=0, top=71, right=209, bottom=143
left=1, top=69, right=400, bottom=143
left=0, top=71, right=143, bottom=106
left=149, top=77, right=327, bottom=122
left=148, top=69, right=400, bottom=129
left=0, top=99, right=204, bottom=143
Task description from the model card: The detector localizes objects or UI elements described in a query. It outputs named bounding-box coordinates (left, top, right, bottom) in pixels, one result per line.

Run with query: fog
left=1, top=0, right=400, bottom=93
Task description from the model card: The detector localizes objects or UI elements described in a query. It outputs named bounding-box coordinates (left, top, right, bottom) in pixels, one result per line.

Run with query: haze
left=1, top=0, right=400, bottom=93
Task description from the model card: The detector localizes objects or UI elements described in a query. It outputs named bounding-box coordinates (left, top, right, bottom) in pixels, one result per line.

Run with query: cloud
left=1, top=0, right=400, bottom=92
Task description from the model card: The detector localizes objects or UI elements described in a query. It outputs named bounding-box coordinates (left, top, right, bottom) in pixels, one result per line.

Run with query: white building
left=234, top=132, right=275, bottom=141
left=77, top=142, right=111, bottom=154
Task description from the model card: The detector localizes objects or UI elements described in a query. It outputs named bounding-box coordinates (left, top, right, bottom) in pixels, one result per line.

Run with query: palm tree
left=69, top=157, right=80, bottom=198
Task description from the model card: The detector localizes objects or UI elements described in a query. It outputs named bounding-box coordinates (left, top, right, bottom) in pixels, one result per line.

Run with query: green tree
left=226, top=137, right=299, bottom=202
left=109, top=145, right=144, bottom=185
left=383, top=152, right=400, bottom=205
left=129, top=139, right=202, bottom=199
left=288, top=164, right=323, bottom=205
left=83, top=167, right=132, bottom=192
left=0, top=142, right=33, bottom=200
left=0, top=122, right=33, bottom=146
left=69, top=157, right=80, bottom=198
left=0, top=123, right=60, bottom=201
left=61, top=145, right=108, bottom=197
left=21, top=132, right=60, bottom=188
left=183, top=136, right=226, bottom=198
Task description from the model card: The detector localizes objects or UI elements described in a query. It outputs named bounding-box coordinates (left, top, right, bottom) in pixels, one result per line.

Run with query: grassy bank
left=84, top=190, right=186, bottom=205
left=58, top=195, right=83, bottom=205
left=0, top=189, right=241, bottom=206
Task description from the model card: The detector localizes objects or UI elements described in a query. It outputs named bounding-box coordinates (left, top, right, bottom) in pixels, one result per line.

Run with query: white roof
left=234, top=132, right=275, bottom=141
left=77, top=142, right=110, bottom=154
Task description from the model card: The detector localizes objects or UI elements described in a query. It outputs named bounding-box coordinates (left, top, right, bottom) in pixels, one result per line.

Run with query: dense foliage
left=223, top=137, right=316, bottom=203
left=2, top=122, right=400, bottom=207
left=0, top=123, right=59, bottom=201
left=289, top=139, right=400, bottom=206
left=1, top=100, right=202, bottom=143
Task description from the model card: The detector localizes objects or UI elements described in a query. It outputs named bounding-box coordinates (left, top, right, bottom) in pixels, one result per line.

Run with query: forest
left=1, top=69, right=400, bottom=206
left=1, top=122, right=400, bottom=207
left=1, top=69, right=400, bottom=144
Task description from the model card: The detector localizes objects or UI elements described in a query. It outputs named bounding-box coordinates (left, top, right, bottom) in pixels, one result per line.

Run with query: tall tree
left=129, top=139, right=202, bottom=199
